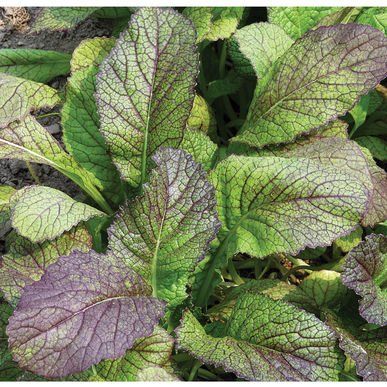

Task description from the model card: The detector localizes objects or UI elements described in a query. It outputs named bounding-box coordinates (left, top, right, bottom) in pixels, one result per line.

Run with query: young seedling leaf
left=342, top=234, right=387, bottom=326
left=0, top=226, right=92, bottom=305
left=7, top=250, right=165, bottom=378
left=10, top=186, right=104, bottom=243
left=0, top=49, right=71, bottom=83
left=109, top=148, right=220, bottom=308
left=96, top=7, right=198, bottom=187
left=229, top=22, right=293, bottom=78
left=178, top=292, right=343, bottom=381
left=0, top=74, right=61, bottom=128
left=233, top=24, right=387, bottom=148
left=62, top=37, right=124, bottom=205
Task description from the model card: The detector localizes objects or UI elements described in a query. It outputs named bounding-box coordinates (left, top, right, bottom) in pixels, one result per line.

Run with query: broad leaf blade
left=0, top=49, right=71, bottom=83
left=0, top=185, right=15, bottom=237
left=0, top=74, right=61, bottom=128
left=268, top=7, right=340, bottom=39
left=229, top=22, right=293, bottom=78
left=233, top=24, right=387, bottom=148
left=10, top=186, right=104, bottom=243
left=7, top=250, right=165, bottom=378
left=62, top=38, right=124, bottom=205
left=342, top=234, right=387, bottom=326
left=109, top=148, right=219, bottom=308
left=96, top=8, right=198, bottom=186
left=178, top=292, right=342, bottom=381
left=0, top=226, right=92, bottom=305
left=187, top=94, right=216, bottom=135
left=356, top=136, right=387, bottom=162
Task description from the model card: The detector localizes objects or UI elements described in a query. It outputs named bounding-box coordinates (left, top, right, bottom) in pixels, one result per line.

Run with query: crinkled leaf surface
left=183, top=7, right=244, bottom=43
left=335, top=225, right=363, bottom=252
left=0, top=303, right=21, bottom=381
left=356, top=7, right=387, bottom=35
left=210, top=155, right=367, bottom=262
left=356, top=136, right=387, bottom=162
left=187, top=94, right=216, bottom=135
left=233, top=24, right=387, bottom=148
left=0, top=186, right=14, bottom=238
left=178, top=292, right=342, bottom=381
left=229, top=22, right=293, bottom=78
left=268, top=7, right=340, bottom=39
left=342, top=234, right=387, bottom=326
left=10, top=186, right=104, bottom=243
left=62, top=38, right=124, bottom=205
left=33, top=7, right=98, bottom=32
left=109, top=148, right=219, bottom=308
left=0, top=49, right=71, bottom=83
left=0, top=226, right=92, bottom=305
left=0, top=74, right=61, bottom=128
left=7, top=250, right=165, bottom=378
left=72, top=327, right=174, bottom=381
left=137, top=366, right=179, bottom=381
left=325, top=311, right=387, bottom=381
left=96, top=8, right=198, bottom=186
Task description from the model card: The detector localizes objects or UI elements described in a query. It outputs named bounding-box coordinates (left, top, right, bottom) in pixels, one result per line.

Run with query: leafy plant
left=0, top=6, right=386, bottom=382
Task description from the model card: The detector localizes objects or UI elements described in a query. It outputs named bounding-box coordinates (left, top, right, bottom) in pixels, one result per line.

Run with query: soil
left=0, top=7, right=114, bottom=251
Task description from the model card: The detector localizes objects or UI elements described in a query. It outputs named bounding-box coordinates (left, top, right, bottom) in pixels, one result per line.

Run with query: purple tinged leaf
left=342, top=234, right=387, bottom=326
left=6, top=250, right=165, bottom=378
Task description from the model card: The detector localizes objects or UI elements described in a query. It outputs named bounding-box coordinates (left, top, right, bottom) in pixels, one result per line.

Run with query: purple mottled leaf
left=7, top=250, right=165, bottom=378
left=342, top=234, right=386, bottom=326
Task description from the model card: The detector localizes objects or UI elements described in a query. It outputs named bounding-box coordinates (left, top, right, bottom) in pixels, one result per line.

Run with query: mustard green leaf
left=268, top=7, right=340, bottom=39
left=178, top=292, right=343, bottom=381
left=0, top=49, right=71, bottom=83
left=187, top=94, right=216, bottom=135
left=109, top=148, right=220, bottom=308
left=229, top=22, right=293, bottom=78
left=6, top=250, right=165, bottom=378
left=96, top=8, right=198, bottom=187
left=137, top=367, right=179, bottom=381
left=0, top=74, right=61, bottom=128
left=356, top=7, right=387, bottom=35
left=334, top=226, right=363, bottom=252
left=0, top=226, right=92, bottom=305
left=233, top=24, right=387, bottom=148
left=10, top=186, right=104, bottom=243
left=356, top=136, right=387, bottom=162
left=342, top=234, right=387, bottom=326
left=183, top=7, right=245, bottom=43
left=62, top=38, right=124, bottom=205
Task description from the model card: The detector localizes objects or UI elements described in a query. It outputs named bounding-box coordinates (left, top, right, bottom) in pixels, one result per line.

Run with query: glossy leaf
left=0, top=74, right=61, bottom=128
left=0, top=226, right=92, bottom=305
left=0, top=49, right=71, bottom=83
left=96, top=8, right=198, bottom=186
left=7, top=250, right=165, bottom=378
left=178, top=292, right=343, bottom=381
left=229, top=22, right=293, bottom=78
left=342, top=234, right=387, bottom=326
left=233, top=24, right=387, bottom=148
left=109, top=148, right=219, bottom=308
left=10, top=186, right=104, bottom=243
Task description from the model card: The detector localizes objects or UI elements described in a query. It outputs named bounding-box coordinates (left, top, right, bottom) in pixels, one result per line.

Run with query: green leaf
left=0, top=74, right=61, bottom=128
left=0, top=116, right=112, bottom=214
left=207, top=70, right=243, bottom=104
left=334, top=226, right=363, bottom=252
left=356, top=7, right=387, bottom=35
left=268, top=7, right=340, bottom=39
left=178, top=292, right=343, bottom=381
left=187, top=94, right=216, bottom=135
left=95, top=8, right=198, bottom=187
left=0, top=49, right=71, bottom=83
left=62, top=38, right=124, bottom=205
left=32, top=7, right=98, bottom=32
left=325, top=310, right=387, bottom=381
left=137, top=367, right=179, bottom=381
left=183, top=7, right=245, bottom=43
left=229, top=22, right=293, bottom=78
left=0, top=226, right=92, bottom=305
left=232, top=24, right=387, bottom=149
left=0, top=303, right=22, bottom=381
left=10, top=185, right=104, bottom=243
left=356, top=136, right=387, bottom=162
left=349, top=94, right=370, bottom=132
left=72, top=327, right=174, bottom=381
left=342, top=234, right=387, bottom=326
left=179, top=129, right=217, bottom=171
left=195, top=154, right=368, bottom=306
left=109, top=148, right=219, bottom=308
left=0, top=186, right=15, bottom=233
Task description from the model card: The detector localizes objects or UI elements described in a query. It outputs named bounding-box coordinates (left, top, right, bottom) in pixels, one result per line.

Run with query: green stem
left=228, top=259, right=245, bottom=285
left=197, top=368, right=221, bottom=381
left=26, top=161, right=41, bottom=184
left=76, top=178, right=113, bottom=215
left=258, top=259, right=271, bottom=280
left=36, top=112, right=61, bottom=120
left=218, top=41, right=227, bottom=79
left=188, top=360, right=202, bottom=381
